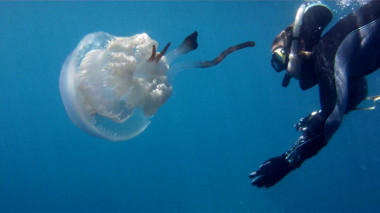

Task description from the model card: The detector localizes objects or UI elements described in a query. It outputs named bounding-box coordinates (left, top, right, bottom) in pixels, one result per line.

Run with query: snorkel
left=282, top=3, right=306, bottom=87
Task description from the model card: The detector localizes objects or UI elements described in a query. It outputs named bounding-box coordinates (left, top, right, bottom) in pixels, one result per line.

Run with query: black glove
left=249, top=154, right=294, bottom=188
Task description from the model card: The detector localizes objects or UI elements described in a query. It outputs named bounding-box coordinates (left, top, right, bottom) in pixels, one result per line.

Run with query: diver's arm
left=250, top=110, right=327, bottom=188
left=250, top=50, right=338, bottom=188
left=284, top=110, right=327, bottom=167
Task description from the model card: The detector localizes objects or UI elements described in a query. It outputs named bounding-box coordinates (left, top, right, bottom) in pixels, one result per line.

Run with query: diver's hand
left=249, top=155, right=293, bottom=188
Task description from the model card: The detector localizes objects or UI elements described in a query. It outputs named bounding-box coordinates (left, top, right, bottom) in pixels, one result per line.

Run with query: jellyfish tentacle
left=178, top=31, right=199, bottom=55
left=166, top=31, right=199, bottom=64
left=155, top=42, right=171, bottom=63
left=195, top=41, right=255, bottom=68
left=168, top=39, right=255, bottom=77
left=147, top=45, right=156, bottom=62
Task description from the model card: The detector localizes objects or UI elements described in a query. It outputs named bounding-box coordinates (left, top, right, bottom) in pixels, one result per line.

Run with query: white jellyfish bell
left=60, top=31, right=254, bottom=141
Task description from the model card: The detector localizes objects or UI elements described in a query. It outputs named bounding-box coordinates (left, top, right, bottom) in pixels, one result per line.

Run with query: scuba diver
left=249, top=1, right=380, bottom=188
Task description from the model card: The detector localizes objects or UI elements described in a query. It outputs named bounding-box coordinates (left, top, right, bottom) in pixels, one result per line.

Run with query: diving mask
left=271, top=47, right=288, bottom=72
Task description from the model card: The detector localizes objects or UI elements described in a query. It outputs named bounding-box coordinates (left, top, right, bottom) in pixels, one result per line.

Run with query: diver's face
left=271, top=25, right=293, bottom=72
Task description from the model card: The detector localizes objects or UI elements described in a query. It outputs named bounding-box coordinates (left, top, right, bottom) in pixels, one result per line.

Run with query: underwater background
left=0, top=0, right=379, bottom=212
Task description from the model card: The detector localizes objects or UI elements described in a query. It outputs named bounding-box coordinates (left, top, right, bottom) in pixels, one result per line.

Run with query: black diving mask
left=271, top=47, right=288, bottom=72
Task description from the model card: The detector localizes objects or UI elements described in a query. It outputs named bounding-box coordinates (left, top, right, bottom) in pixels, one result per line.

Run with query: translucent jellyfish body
left=60, top=31, right=254, bottom=141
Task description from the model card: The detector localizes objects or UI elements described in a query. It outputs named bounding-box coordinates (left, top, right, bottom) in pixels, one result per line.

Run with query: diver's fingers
left=249, top=169, right=263, bottom=179
left=251, top=175, right=265, bottom=187
left=249, top=171, right=258, bottom=179
left=196, top=41, right=255, bottom=68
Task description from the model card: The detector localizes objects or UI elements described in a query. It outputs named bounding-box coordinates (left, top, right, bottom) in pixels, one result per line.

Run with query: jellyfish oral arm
left=165, top=31, right=199, bottom=64
left=167, top=31, right=255, bottom=76
left=147, top=42, right=171, bottom=64
left=195, top=41, right=255, bottom=68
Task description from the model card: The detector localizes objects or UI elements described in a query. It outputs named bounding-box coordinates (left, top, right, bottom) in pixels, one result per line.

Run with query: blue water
left=0, top=1, right=379, bottom=212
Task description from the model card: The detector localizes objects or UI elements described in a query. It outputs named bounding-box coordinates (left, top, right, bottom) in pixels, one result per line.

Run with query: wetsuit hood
left=271, top=3, right=333, bottom=87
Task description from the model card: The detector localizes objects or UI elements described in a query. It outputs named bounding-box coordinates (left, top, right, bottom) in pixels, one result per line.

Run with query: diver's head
left=271, top=3, right=332, bottom=88
left=271, top=25, right=293, bottom=72
left=273, top=3, right=306, bottom=76
left=271, top=3, right=307, bottom=87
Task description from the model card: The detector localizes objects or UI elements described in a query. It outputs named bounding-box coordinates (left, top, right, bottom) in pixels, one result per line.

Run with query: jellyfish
left=59, top=31, right=254, bottom=141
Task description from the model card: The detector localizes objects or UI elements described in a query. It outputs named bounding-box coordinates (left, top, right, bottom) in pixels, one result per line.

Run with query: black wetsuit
left=250, top=1, right=380, bottom=188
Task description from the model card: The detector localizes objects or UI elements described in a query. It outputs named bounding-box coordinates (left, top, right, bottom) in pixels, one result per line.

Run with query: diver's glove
left=249, top=154, right=296, bottom=188
left=250, top=110, right=326, bottom=188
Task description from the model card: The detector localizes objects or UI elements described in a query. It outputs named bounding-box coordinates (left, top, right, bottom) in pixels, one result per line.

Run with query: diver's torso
left=305, top=1, right=380, bottom=123
left=314, top=1, right=380, bottom=80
